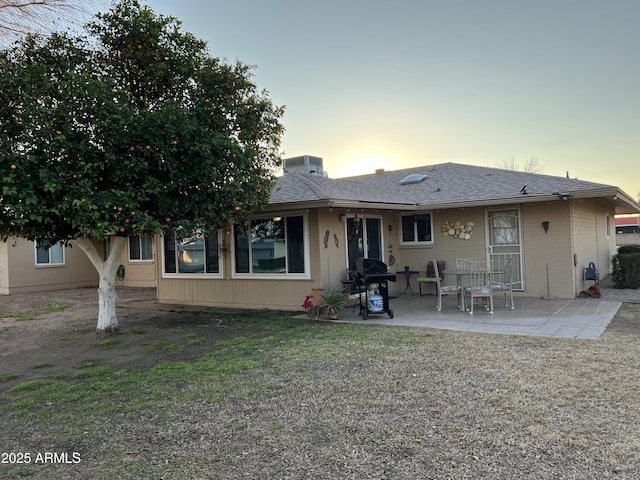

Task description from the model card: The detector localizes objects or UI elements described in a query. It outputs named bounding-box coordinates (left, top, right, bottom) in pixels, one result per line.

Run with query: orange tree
left=0, top=0, right=284, bottom=331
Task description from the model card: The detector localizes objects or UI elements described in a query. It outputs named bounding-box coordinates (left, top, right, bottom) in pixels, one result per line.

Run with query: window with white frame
left=400, top=213, right=433, bottom=244
left=163, top=230, right=220, bottom=275
left=234, top=215, right=307, bottom=276
left=606, top=213, right=611, bottom=238
left=129, top=235, right=153, bottom=261
left=35, top=241, right=65, bottom=266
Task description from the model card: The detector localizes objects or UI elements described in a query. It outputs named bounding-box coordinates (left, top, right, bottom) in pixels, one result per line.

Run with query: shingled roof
left=269, top=162, right=640, bottom=214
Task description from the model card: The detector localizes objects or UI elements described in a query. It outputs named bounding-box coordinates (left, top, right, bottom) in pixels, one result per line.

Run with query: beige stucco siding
left=158, top=276, right=318, bottom=310
left=520, top=202, right=573, bottom=298
left=402, top=208, right=487, bottom=275
left=569, top=199, right=616, bottom=292
left=156, top=196, right=623, bottom=309
left=157, top=210, right=324, bottom=310
left=0, top=241, right=9, bottom=295
left=0, top=238, right=98, bottom=295
left=317, top=208, right=350, bottom=293
left=116, top=235, right=158, bottom=288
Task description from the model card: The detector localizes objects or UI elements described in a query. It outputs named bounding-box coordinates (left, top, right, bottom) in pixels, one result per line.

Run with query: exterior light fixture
left=542, top=221, right=549, bottom=234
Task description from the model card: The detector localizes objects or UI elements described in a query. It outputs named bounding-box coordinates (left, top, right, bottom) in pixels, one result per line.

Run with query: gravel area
left=595, top=275, right=640, bottom=303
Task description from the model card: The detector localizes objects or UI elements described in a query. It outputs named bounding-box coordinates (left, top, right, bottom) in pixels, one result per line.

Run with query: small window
left=401, top=213, right=433, bottom=244
left=129, top=235, right=153, bottom=261
left=35, top=241, right=65, bottom=266
left=605, top=213, right=611, bottom=238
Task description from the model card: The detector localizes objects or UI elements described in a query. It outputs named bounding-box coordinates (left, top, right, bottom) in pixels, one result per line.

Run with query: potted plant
left=319, top=288, right=349, bottom=320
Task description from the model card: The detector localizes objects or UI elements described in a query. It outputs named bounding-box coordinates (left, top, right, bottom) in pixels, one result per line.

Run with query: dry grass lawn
left=1, top=296, right=639, bottom=479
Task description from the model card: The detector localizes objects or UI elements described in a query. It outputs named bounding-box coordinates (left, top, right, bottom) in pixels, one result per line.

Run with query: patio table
left=396, top=269, right=419, bottom=295
left=443, top=270, right=503, bottom=312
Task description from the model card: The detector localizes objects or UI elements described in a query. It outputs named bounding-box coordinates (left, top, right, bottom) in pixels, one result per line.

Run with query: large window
left=35, top=241, right=64, bottom=266
left=163, top=230, right=220, bottom=275
left=129, top=235, right=153, bottom=261
left=400, top=213, right=433, bottom=244
left=234, top=215, right=307, bottom=276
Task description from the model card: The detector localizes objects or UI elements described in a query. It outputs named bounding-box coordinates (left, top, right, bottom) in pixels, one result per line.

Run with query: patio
left=335, top=292, right=623, bottom=339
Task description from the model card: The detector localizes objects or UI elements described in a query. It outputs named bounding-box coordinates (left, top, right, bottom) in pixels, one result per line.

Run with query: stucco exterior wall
left=0, top=238, right=99, bottom=295
left=616, top=233, right=640, bottom=247
left=570, top=199, right=616, bottom=293
left=157, top=210, right=324, bottom=311
left=155, top=196, right=622, bottom=309
left=116, top=235, right=158, bottom=288
left=520, top=202, right=573, bottom=298
left=317, top=208, right=350, bottom=294
left=0, top=241, right=10, bottom=295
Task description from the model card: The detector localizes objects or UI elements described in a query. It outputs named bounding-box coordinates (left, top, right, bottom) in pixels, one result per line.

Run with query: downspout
left=569, top=199, right=578, bottom=298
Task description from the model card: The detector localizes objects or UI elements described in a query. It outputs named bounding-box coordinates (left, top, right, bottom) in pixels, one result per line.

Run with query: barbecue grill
left=355, top=258, right=396, bottom=320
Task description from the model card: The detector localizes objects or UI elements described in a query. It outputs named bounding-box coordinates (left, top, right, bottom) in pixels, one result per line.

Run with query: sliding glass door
left=346, top=216, right=382, bottom=272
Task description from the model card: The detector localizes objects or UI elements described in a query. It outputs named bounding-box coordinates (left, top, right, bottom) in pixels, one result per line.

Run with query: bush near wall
left=612, top=245, right=640, bottom=289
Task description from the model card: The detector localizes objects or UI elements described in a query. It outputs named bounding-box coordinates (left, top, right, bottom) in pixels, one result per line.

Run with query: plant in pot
left=319, top=289, right=349, bottom=320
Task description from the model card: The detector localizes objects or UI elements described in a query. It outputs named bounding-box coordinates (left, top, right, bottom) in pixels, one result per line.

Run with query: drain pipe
left=541, top=262, right=556, bottom=299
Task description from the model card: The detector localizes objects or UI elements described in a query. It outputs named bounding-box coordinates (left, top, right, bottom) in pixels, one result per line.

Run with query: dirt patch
left=2, top=288, right=640, bottom=479
left=0, top=288, right=264, bottom=389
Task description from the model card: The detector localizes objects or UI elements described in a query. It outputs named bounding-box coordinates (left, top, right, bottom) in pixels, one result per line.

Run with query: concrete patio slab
left=333, top=293, right=622, bottom=339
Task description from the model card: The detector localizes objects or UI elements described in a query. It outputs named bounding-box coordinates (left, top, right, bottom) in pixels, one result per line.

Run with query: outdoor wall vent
left=400, top=173, right=427, bottom=185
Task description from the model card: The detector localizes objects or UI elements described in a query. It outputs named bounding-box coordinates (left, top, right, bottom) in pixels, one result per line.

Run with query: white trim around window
left=399, top=212, right=434, bottom=245
left=161, top=229, right=223, bottom=279
left=232, top=212, right=311, bottom=280
left=129, top=234, right=154, bottom=262
left=34, top=241, right=65, bottom=266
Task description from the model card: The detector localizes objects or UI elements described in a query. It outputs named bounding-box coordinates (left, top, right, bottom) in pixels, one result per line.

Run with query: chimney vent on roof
left=375, top=168, right=385, bottom=175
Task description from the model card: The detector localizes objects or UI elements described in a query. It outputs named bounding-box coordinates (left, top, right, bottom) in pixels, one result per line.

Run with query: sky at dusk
left=142, top=1, right=639, bottom=199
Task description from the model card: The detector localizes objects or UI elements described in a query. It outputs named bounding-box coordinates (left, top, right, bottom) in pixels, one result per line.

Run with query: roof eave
left=265, top=189, right=640, bottom=214
left=265, top=199, right=416, bottom=212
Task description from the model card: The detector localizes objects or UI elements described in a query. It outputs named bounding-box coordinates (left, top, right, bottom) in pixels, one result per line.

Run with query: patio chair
left=432, top=260, right=464, bottom=311
left=455, top=258, right=474, bottom=289
left=465, top=260, right=494, bottom=315
left=492, top=258, right=515, bottom=309
left=417, top=260, right=445, bottom=296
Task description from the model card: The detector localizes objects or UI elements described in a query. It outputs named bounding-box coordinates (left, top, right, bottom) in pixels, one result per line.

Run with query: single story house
left=156, top=162, right=640, bottom=310
left=0, top=235, right=157, bottom=295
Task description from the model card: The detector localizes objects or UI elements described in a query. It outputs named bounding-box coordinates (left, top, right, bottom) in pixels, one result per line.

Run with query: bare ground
left=2, top=287, right=640, bottom=479
left=0, top=288, right=260, bottom=387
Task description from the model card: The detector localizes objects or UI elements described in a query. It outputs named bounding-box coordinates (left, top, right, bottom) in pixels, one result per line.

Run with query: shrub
left=612, top=246, right=640, bottom=289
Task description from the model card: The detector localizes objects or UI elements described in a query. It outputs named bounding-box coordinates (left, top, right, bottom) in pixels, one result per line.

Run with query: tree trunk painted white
left=76, top=236, right=127, bottom=332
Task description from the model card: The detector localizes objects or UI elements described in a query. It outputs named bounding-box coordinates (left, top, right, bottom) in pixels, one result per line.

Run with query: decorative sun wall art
left=441, top=220, right=474, bottom=240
